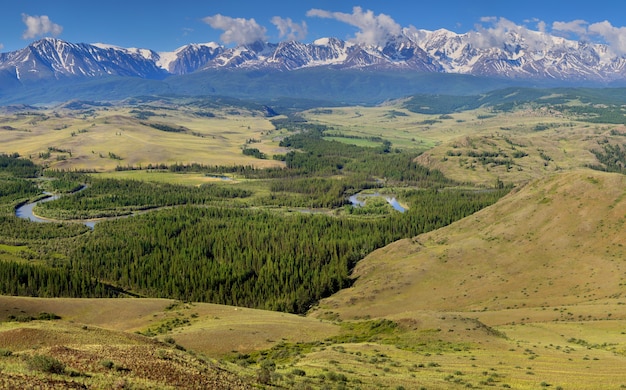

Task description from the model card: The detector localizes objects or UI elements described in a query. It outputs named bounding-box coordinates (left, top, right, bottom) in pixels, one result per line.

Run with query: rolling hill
left=2, top=169, right=626, bottom=389
left=2, top=91, right=626, bottom=388
left=313, top=169, right=626, bottom=318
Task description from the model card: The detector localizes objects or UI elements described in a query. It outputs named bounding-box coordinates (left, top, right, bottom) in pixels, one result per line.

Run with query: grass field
left=2, top=98, right=626, bottom=388
left=93, top=170, right=239, bottom=186
left=3, top=169, right=626, bottom=388
left=0, top=102, right=284, bottom=172
left=304, top=104, right=611, bottom=186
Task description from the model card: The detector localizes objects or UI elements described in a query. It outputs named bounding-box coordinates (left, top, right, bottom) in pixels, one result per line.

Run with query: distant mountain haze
left=2, top=29, right=626, bottom=104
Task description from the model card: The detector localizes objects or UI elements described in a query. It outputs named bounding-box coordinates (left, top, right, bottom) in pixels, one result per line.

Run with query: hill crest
left=313, top=169, right=626, bottom=319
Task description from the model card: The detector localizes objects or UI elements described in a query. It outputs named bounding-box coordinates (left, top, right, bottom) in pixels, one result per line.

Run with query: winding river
left=15, top=190, right=97, bottom=229
left=16, top=189, right=406, bottom=227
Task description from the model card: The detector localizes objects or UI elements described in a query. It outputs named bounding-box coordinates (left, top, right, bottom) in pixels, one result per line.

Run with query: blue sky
left=1, top=1, right=626, bottom=53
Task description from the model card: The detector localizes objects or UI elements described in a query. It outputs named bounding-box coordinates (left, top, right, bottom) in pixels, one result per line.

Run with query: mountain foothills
left=1, top=87, right=626, bottom=388
left=3, top=26, right=626, bottom=104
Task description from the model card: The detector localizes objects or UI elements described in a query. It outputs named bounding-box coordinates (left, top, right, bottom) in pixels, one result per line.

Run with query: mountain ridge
left=3, top=29, right=626, bottom=104
left=3, top=27, right=626, bottom=82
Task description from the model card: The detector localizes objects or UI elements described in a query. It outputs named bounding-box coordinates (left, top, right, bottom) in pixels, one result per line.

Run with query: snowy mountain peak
left=2, top=31, right=626, bottom=85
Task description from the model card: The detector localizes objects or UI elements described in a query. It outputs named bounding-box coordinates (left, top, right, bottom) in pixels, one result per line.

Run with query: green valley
left=1, top=89, right=626, bottom=388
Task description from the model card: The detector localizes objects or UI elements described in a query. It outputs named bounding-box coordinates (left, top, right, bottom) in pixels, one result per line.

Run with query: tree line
left=0, top=123, right=510, bottom=313
left=64, top=187, right=507, bottom=313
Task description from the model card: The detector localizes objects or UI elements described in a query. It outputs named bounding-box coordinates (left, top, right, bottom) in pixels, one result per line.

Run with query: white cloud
left=588, top=21, right=626, bottom=56
left=525, top=18, right=547, bottom=33
left=552, top=19, right=626, bottom=56
left=552, top=19, right=589, bottom=37
left=306, top=6, right=401, bottom=47
left=0, top=43, right=3, bottom=50
left=271, top=17, right=307, bottom=41
left=202, top=14, right=267, bottom=46
left=468, top=17, right=556, bottom=52
left=21, top=14, right=63, bottom=39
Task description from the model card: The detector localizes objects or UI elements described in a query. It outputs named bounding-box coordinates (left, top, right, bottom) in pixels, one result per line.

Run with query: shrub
left=291, top=368, right=306, bottom=376
left=37, top=312, right=61, bottom=320
left=27, top=354, right=66, bottom=374
left=6, top=312, right=60, bottom=322
left=100, top=360, right=115, bottom=369
left=7, top=314, right=34, bottom=322
left=257, top=367, right=272, bottom=385
left=0, top=348, right=12, bottom=357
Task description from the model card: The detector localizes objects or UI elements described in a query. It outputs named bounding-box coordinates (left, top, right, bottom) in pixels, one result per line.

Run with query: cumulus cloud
left=21, top=14, right=63, bottom=39
left=552, top=19, right=589, bottom=37
left=466, top=16, right=626, bottom=56
left=468, top=17, right=556, bottom=52
left=588, top=21, right=626, bottom=55
left=271, top=17, right=307, bottom=41
left=552, top=19, right=626, bottom=55
left=525, top=18, right=547, bottom=33
left=202, top=14, right=267, bottom=46
left=306, top=6, right=401, bottom=47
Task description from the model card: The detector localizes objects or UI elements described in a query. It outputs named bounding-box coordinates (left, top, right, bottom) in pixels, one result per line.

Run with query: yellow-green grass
left=0, top=244, right=37, bottom=265
left=1, top=102, right=614, bottom=185
left=303, top=105, right=555, bottom=149
left=0, top=296, right=339, bottom=356
left=281, top=338, right=626, bottom=389
left=313, top=169, right=626, bottom=319
left=92, top=170, right=239, bottom=186
left=303, top=105, right=614, bottom=186
left=322, top=136, right=383, bottom=147
left=0, top=322, right=252, bottom=389
left=0, top=106, right=284, bottom=172
left=0, top=243, right=33, bottom=255
left=158, top=302, right=340, bottom=356
left=303, top=106, right=445, bottom=149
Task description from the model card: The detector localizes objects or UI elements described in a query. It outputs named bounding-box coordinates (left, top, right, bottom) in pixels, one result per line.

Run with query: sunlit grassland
left=0, top=243, right=33, bottom=255
left=4, top=99, right=626, bottom=387
left=1, top=101, right=611, bottom=187
left=322, top=136, right=383, bottom=148
left=303, top=105, right=615, bottom=186
left=93, top=170, right=237, bottom=186
left=303, top=106, right=441, bottom=149
left=0, top=244, right=40, bottom=266
left=0, top=105, right=284, bottom=172
left=2, top=296, right=626, bottom=388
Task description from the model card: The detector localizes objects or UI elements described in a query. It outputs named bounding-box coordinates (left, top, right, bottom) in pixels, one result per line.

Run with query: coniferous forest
left=0, top=119, right=510, bottom=314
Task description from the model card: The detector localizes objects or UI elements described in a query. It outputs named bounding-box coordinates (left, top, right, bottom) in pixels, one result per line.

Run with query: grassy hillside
left=0, top=98, right=283, bottom=172
left=3, top=170, right=626, bottom=389
left=306, top=169, right=626, bottom=388
left=3, top=91, right=626, bottom=388
left=303, top=100, right=617, bottom=186
left=314, top=169, right=626, bottom=317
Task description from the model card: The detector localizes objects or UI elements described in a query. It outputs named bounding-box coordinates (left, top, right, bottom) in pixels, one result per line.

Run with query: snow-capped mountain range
left=2, top=28, right=626, bottom=84
left=2, top=28, right=626, bottom=105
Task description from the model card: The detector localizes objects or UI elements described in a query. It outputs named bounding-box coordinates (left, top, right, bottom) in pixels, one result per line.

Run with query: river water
left=348, top=192, right=406, bottom=212
left=15, top=192, right=97, bottom=228
left=16, top=189, right=406, bottom=226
